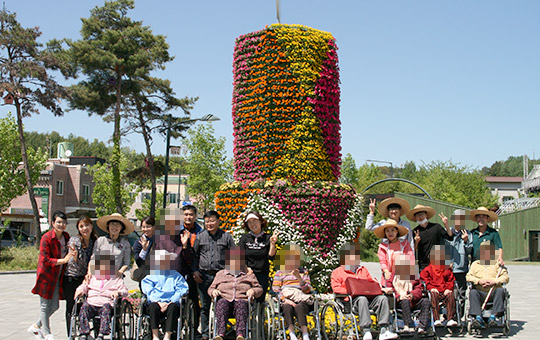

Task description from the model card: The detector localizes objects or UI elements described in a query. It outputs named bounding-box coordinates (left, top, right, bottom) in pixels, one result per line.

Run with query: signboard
left=33, top=187, right=50, bottom=219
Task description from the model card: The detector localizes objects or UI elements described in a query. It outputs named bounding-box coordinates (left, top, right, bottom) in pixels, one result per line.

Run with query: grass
left=0, top=246, right=39, bottom=271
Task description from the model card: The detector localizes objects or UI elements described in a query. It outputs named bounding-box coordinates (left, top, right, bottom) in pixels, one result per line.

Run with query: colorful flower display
left=216, top=24, right=362, bottom=291
left=232, top=24, right=341, bottom=181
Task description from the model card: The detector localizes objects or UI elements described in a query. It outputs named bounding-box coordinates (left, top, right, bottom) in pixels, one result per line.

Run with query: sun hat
left=378, top=197, right=410, bottom=218
left=406, top=204, right=436, bottom=222
left=470, top=207, right=498, bottom=223
left=374, top=219, right=409, bottom=239
left=245, top=213, right=260, bottom=221
left=97, top=213, right=135, bottom=235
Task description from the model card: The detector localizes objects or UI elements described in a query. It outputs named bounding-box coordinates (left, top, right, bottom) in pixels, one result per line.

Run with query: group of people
left=359, top=197, right=509, bottom=337
left=28, top=198, right=509, bottom=340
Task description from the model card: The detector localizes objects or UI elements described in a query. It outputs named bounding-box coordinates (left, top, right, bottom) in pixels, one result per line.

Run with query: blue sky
left=2, top=0, right=539, bottom=170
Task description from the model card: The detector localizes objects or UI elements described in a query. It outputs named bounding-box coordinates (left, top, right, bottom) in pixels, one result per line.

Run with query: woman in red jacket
left=28, top=211, right=76, bottom=340
left=420, top=245, right=457, bottom=327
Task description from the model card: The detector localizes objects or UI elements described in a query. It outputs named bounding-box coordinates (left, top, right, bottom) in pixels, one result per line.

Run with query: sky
left=2, top=0, right=539, bottom=171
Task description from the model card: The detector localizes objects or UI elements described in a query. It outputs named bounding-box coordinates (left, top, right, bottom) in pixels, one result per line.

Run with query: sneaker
left=362, top=331, right=373, bottom=340
left=44, top=335, right=54, bottom=340
left=447, top=319, right=458, bottom=327
left=236, top=336, right=245, bottom=340
left=379, top=330, right=399, bottom=340
left=488, top=315, right=498, bottom=327
left=79, top=335, right=88, bottom=340
left=472, top=315, right=486, bottom=329
left=402, top=325, right=414, bottom=333
left=434, top=320, right=442, bottom=326
left=417, top=327, right=425, bottom=334
left=27, top=324, right=43, bottom=340
left=213, top=336, right=223, bottom=340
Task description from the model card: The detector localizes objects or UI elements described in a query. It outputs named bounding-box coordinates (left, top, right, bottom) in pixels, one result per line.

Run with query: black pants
left=282, top=301, right=312, bottom=328
left=148, top=302, right=180, bottom=332
left=254, top=272, right=269, bottom=303
left=469, top=288, right=505, bottom=317
left=454, top=272, right=467, bottom=292
left=63, top=275, right=84, bottom=336
left=186, top=275, right=200, bottom=335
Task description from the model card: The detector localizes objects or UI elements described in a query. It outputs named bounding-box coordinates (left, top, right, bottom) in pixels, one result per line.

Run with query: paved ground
left=1, top=263, right=538, bottom=340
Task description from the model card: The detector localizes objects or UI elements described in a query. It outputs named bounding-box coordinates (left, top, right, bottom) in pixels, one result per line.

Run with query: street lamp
left=162, top=114, right=220, bottom=208
left=366, top=159, right=394, bottom=178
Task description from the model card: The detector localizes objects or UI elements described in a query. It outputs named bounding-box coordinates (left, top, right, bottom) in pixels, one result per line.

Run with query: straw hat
left=378, top=197, right=410, bottom=218
left=470, top=207, right=498, bottom=223
left=97, top=213, right=135, bottom=235
left=374, top=219, right=409, bottom=239
left=406, top=204, right=436, bottom=222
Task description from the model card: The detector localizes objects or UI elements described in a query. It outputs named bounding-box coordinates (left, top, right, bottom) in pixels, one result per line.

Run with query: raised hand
left=461, top=229, right=469, bottom=242
left=140, top=235, right=150, bottom=251
left=270, top=229, right=279, bottom=245
left=369, top=198, right=376, bottom=215
left=292, top=268, right=301, bottom=280
left=439, top=212, right=449, bottom=227
left=180, top=229, right=190, bottom=248
left=414, top=230, right=421, bottom=245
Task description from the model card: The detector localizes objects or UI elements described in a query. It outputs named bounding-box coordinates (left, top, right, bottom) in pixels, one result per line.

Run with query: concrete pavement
left=1, top=263, right=538, bottom=339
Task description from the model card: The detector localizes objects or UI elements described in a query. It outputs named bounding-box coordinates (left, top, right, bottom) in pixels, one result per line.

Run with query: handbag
left=345, top=277, right=383, bottom=297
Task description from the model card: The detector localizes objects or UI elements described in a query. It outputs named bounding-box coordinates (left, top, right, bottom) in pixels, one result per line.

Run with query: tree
left=123, top=76, right=197, bottom=219
left=87, top=148, right=138, bottom=216
left=0, top=8, right=68, bottom=243
left=0, top=114, right=47, bottom=222
left=185, top=124, right=232, bottom=212
left=340, top=153, right=359, bottom=186
left=66, top=0, right=171, bottom=215
left=135, top=190, right=164, bottom=223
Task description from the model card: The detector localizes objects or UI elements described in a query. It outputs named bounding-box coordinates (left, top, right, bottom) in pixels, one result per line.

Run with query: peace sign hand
left=414, top=230, right=421, bottom=245
left=439, top=212, right=449, bottom=228
left=369, top=199, right=376, bottom=215
left=461, top=229, right=469, bottom=242
left=270, top=229, right=279, bottom=245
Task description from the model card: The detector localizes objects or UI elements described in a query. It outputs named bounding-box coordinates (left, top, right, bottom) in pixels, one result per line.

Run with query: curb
left=0, top=270, right=36, bottom=275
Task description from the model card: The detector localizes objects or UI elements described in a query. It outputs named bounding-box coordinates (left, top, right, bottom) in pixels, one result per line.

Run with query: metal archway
left=360, top=178, right=433, bottom=199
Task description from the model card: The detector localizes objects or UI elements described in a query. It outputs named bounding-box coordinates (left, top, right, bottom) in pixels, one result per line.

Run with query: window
left=81, top=185, right=91, bottom=203
left=168, top=193, right=177, bottom=204
left=56, top=180, right=64, bottom=196
left=143, top=193, right=152, bottom=201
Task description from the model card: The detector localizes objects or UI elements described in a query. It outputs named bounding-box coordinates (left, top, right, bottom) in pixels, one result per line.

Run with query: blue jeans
left=197, top=271, right=216, bottom=338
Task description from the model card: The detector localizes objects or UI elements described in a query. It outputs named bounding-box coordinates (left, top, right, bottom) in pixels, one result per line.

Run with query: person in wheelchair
left=420, top=245, right=457, bottom=327
left=208, top=246, right=263, bottom=340
left=391, top=254, right=431, bottom=334
left=272, top=244, right=314, bottom=340
left=331, top=243, right=398, bottom=340
left=466, top=240, right=509, bottom=328
left=74, top=252, right=128, bottom=340
left=141, top=249, right=189, bottom=340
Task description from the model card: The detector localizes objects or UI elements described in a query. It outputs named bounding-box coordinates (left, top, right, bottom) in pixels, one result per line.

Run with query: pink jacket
left=75, top=276, right=128, bottom=307
left=378, top=239, right=414, bottom=286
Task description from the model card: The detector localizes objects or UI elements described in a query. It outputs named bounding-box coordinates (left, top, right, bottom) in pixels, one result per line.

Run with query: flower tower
left=215, top=24, right=362, bottom=290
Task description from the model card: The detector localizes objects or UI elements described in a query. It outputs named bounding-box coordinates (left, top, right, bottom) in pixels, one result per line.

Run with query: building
left=126, top=174, right=190, bottom=224
left=3, top=156, right=103, bottom=236
left=485, top=176, right=523, bottom=205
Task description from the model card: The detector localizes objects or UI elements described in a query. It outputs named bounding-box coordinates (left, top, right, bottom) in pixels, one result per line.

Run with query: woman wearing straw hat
left=374, top=219, right=414, bottom=287
left=469, top=207, right=503, bottom=265
left=366, top=197, right=415, bottom=252
left=89, top=213, right=134, bottom=279
left=406, top=205, right=452, bottom=271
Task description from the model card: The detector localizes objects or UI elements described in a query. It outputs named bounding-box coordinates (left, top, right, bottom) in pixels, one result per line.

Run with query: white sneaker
left=362, top=331, right=373, bottom=340
left=434, top=320, right=442, bottom=326
left=379, top=330, right=399, bottom=340
left=447, top=319, right=458, bottom=327
left=27, top=324, right=43, bottom=340
left=44, top=334, right=54, bottom=340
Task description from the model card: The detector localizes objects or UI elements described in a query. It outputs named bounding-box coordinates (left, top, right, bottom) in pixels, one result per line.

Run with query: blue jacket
left=142, top=271, right=189, bottom=304
left=445, top=228, right=473, bottom=273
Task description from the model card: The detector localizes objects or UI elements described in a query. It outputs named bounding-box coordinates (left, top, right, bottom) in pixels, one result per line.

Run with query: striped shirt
left=272, top=268, right=311, bottom=298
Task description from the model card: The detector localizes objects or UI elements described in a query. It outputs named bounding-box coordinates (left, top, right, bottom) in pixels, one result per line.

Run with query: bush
left=0, top=246, right=38, bottom=271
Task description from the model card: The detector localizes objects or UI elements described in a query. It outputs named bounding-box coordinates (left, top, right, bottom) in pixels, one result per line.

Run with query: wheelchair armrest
left=334, top=294, right=349, bottom=299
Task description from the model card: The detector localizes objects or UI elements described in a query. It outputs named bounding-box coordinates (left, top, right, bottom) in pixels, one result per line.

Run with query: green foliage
left=135, top=190, right=164, bottom=222
left=0, top=114, right=47, bottom=217
left=87, top=148, right=139, bottom=216
left=0, top=246, right=39, bottom=271
left=185, top=124, right=233, bottom=212
left=340, top=153, right=359, bottom=186
left=483, top=155, right=540, bottom=177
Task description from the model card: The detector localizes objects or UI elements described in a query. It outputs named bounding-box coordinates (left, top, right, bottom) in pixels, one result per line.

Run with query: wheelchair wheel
left=120, top=299, right=135, bottom=339
left=320, top=300, right=343, bottom=340
left=258, top=300, right=276, bottom=340
left=181, top=298, right=194, bottom=340
left=208, top=299, right=216, bottom=339
left=503, top=303, right=510, bottom=336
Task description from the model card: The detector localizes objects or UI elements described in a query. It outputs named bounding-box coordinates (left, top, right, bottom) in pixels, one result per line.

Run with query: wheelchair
left=320, top=293, right=385, bottom=340
left=68, top=295, right=135, bottom=340
left=135, top=294, right=194, bottom=340
left=464, top=282, right=510, bottom=336
left=427, top=281, right=464, bottom=334
left=264, top=290, right=321, bottom=340
left=208, top=296, right=259, bottom=340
